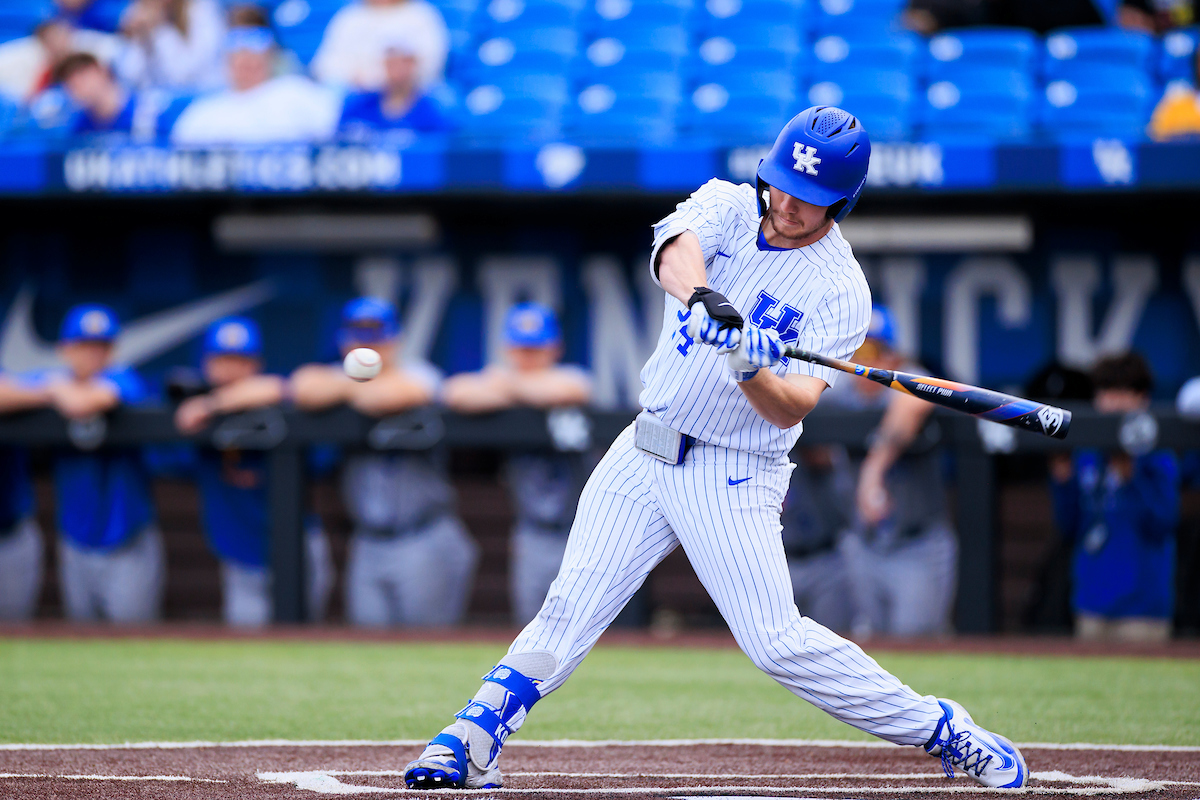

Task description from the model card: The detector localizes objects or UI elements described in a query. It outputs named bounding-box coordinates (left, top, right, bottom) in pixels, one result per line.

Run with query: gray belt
left=356, top=506, right=450, bottom=540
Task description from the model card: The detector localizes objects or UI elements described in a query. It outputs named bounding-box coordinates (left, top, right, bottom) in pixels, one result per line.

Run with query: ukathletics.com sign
left=62, top=145, right=403, bottom=192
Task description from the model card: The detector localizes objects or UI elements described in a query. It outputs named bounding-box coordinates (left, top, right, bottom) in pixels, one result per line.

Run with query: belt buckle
left=634, top=411, right=691, bottom=465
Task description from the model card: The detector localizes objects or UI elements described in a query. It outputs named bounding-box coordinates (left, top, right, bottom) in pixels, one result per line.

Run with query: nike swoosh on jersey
left=727, top=476, right=752, bottom=486
left=0, top=280, right=276, bottom=372
left=715, top=250, right=731, bottom=258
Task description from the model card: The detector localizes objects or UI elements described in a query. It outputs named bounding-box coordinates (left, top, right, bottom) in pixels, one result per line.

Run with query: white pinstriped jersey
left=639, top=178, right=872, bottom=460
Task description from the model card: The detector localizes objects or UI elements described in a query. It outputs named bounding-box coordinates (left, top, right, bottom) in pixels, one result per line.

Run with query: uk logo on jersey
left=749, top=291, right=803, bottom=363
left=792, top=143, right=821, bottom=175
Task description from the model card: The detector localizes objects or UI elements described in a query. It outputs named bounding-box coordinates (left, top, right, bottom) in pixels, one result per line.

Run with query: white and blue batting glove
left=727, top=326, right=784, bottom=382
left=686, top=287, right=743, bottom=353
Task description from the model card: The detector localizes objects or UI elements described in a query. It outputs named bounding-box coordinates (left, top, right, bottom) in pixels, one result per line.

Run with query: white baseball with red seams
left=342, top=347, right=382, bottom=381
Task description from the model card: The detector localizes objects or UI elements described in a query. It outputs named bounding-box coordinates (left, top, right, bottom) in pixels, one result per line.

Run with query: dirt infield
left=1, top=740, right=1198, bottom=800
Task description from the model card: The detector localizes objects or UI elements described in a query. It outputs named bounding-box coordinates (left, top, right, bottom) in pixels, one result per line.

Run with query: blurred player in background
left=831, top=306, right=958, bottom=637
left=34, top=304, right=163, bottom=622
left=291, top=298, right=478, bottom=627
left=781, top=445, right=855, bottom=633
left=0, top=377, right=51, bottom=620
left=1051, top=352, right=1179, bottom=642
left=173, top=317, right=332, bottom=626
left=442, top=303, right=592, bottom=626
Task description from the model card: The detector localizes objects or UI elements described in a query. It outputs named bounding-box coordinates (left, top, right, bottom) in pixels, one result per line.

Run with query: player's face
left=765, top=187, right=833, bottom=246
left=228, top=49, right=271, bottom=92
left=507, top=344, right=560, bottom=372
left=63, top=65, right=109, bottom=109
left=1094, top=388, right=1149, bottom=414
left=204, top=354, right=261, bottom=387
left=384, top=52, right=418, bottom=90
left=58, top=341, right=112, bottom=379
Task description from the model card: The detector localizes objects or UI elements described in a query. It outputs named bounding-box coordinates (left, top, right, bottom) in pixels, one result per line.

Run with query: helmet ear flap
left=826, top=198, right=848, bottom=220
left=755, top=172, right=769, bottom=217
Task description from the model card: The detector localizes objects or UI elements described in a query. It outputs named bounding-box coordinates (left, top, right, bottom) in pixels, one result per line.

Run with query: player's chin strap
left=454, top=651, right=558, bottom=769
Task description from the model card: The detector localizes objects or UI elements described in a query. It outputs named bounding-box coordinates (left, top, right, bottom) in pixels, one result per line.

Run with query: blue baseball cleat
left=403, top=727, right=503, bottom=790
left=924, top=699, right=1028, bottom=789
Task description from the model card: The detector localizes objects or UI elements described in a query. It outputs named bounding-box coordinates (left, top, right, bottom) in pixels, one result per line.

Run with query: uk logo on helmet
left=792, top=143, right=821, bottom=175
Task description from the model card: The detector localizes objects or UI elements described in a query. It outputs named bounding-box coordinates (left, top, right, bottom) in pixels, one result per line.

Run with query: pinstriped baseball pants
left=509, top=424, right=943, bottom=747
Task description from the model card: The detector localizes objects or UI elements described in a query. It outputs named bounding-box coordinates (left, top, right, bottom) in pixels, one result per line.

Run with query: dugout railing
left=0, top=406, right=1194, bottom=632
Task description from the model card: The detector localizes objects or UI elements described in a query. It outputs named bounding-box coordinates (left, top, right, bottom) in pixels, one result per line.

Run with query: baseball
left=343, top=347, right=382, bottom=381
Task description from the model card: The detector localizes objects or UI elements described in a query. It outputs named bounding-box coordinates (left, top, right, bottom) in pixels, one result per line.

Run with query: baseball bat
left=782, top=345, right=1072, bottom=439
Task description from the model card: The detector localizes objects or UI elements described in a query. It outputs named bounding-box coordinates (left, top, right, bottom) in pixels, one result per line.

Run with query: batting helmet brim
left=756, top=158, right=847, bottom=210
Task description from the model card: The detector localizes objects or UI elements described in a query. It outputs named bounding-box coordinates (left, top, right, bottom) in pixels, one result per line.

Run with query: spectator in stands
left=0, top=17, right=118, bottom=102
left=1050, top=353, right=1180, bottom=642
left=52, top=52, right=187, bottom=140
left=114, top=0, right=227, bottom=92
left=171, top=26, right=339, bottom=145
left=173, top=317, right=332, bottom=626
left=30, top=305, right=163, bottom=623
left=1149, top=44, right=1200, bottom=140
left=831, top=306, right=958, bottom=637
left=442, top=303, right=591, bottom=626
left=781, top=447, right=855, bottom=633
left=905, top=0, right=1191, bottom=33
left=337, top=31, right=453, bottom=140
left=0, top=378, right=50, bottom=621
left=290, top=298, right=478, bottom=628
left=311, top=0, right=448, bottom=91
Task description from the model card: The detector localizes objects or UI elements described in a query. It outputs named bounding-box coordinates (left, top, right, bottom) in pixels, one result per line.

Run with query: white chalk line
left=2, top=738, right=1198, bottom=752
left=0, top=773, right=224, bottom=782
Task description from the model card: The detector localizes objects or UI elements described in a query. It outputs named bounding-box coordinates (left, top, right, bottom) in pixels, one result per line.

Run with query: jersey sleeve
left=103, top=367, right=151, bottom=405
left=647, top=179, right=752, bottom=288
left=789, top=275, right=872, bottom=389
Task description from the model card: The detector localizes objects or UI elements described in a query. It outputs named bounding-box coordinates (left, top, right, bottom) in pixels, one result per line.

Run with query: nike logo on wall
left=0, top=280, right=276, bottom=372
left=728, top=476, right=752, bottom=486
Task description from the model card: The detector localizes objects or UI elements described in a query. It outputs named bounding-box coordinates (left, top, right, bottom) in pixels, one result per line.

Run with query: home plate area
left=1, top=740, right=1198, bottom=800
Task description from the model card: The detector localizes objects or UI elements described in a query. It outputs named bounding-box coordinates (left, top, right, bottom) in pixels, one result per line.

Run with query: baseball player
left=402, top=107, right=1026, bottom=790
left=291, top=298, right=478, bottom=627
left=442, top=303, right=592, bottom=626
left=829, top=306, right=958, bottom=637
left=30, top=304, right=164, bottom=622
left=173, top=317, right=333, bottom=626
left=0, top=378, right=50, bottom=620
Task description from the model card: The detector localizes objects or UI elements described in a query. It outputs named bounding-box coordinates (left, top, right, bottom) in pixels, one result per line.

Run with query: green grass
left=0, top=638, right=1197, bottom=746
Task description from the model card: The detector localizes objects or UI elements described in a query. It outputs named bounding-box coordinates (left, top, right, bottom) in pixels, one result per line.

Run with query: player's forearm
left=862, top=394, right=933, bottom=475
left=442, top=373, right=516, bottom=414
left=350, top=375, right=433, bottom=417
left=51, top=381, right=121, bottom=418
left=0, top=381, right=50, bottom=413
left=737, top=371, right=822, bottom=429
left=209, top=375, right=286, bottom=414
left=657, top=232, right=708, bottom=305
left=289, top=366, right=352, bottom=410
left=510, top=371, right=591, bottom=408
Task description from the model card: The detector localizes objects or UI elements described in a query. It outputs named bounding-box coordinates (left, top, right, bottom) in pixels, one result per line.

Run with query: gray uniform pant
left=345, top=515, right=479, bottom=627
left=510, top=525, right=569, bottom=628
left=0, top=518, right=43, bottom=620
left=839, top=522, right=958, bottom=637
left=59, top=525, right=165, bottom=623
left=787, top=548, right=854, bottom=634
left=220, top=527, right=334, bottom=627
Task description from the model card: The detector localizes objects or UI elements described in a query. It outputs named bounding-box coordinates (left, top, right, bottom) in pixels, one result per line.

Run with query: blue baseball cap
left=866, top=305, right=897, bottom=350
left=59, top=303, right=119, bottom=343
left=204, top=316, right=262, bottom=357
left=225, top=27, right=274, bottom=54
left=504, top=302, right=560, bottom=348
left=338, top=297, right=400, bottom=348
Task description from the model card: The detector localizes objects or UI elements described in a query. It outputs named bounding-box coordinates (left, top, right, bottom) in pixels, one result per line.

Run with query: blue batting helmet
left=204, top=316, right=262, bottom=357
left=504, top=302, right=560, bottom=348
left=866, top=305, right=898, bottom=350
left=60, top=303, right=119, bottom=343
left=756, top=106, right=871, bottom=223
left=338, top=297, right=401, bottom=349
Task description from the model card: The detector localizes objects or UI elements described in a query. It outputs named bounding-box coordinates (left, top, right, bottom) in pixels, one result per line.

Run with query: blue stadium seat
left=694, top=0, right=803, bottom=33
left=924, top=28, right=1037, bottom=76
left=589, top=25, right=691, bottom=56
left=478, top=26, right=580, bottom=58
left=566, top=89, right=676, bottom=144
left=1159, top=28, right=1198, bottom=83
left=463, top=36, right=574, bottom=81
left=0, top=1, right=51, bottom=39
left=460, top=85, right=564, bottom=141
left=693, top=38, right=796, bottom=80
left=588, top=0, right=692, bottom=30
left=808, top=66, right=911, bottom=101
left=806, top=81, right=909, bottom=139
left=429, top=0, right=478, bottom=31
left=582, top=39, right=681, bottom=72
left=484, top=71, right=572, bottom=103
left=918, top=69, right=1034, bottom=141
left=1043, top=28, right=1156, bottom=77
left=811, top=32, right=919, bottom=72
left=478, top=0, right=582, bottom=33
left=699, top=22, right=803, bottom=55
left=1040, top=70, right=1155, bottom=140
left=811, top=0, right=903, bottom=36
left=579, top=70, right=685, bottom=101
left=273, top=0, right=344, bottom=64
left=685, top=89, right=791, bottom=145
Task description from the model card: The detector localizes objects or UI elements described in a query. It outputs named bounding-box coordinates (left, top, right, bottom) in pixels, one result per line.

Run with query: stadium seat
left=811, top=32, right=919, bottom=72
left=811, top=0, right=903, bottom=36
left=478, top=0, right=582, bottom=33
left=924, top=28, right=1038, bottom=76
left=693, top=38, right=797, bottom=81
left=587, top=0, right=692, bottom=30
left=699, top=22, right=804, bottom=55
left=460, top=85, right=564, bottom=141
left=483, top=71, right=572, bottom=103
left=694, top=0, right=804, bottom=33
left=685, top=86, right=792, bottom=145
left=565, top=89, right=677, bottom=144
left=0, top=1, right=51, bottom=41
left=1159, top=28, right=1198, bottom=83
left=1040, top=70, right=1155, bottom=140
left=918, top=69, right=1034, bottom=141
left=1043, top=28, right=1156, bottom=77
left=806, top=80, right=909, bottom=139
left=273, top=0, right=343, bottom=65
left=462, top=36, right=574, bottom=82
left=589, top=25, right=691, bottom=56
left=580, top=69, right=685, bottom=101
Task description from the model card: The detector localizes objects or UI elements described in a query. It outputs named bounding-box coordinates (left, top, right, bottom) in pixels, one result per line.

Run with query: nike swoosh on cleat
left=728, top=476, right=752, bottom=485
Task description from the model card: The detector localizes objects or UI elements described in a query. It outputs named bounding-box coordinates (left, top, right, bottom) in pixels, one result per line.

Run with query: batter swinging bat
left=783, top=345, right=1071, bottom=439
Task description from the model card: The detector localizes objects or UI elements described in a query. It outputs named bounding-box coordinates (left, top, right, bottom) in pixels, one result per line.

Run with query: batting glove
left=727, top=326, right=784, bottom=382
left=686, top=287, right=743, bottom=352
